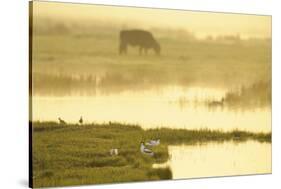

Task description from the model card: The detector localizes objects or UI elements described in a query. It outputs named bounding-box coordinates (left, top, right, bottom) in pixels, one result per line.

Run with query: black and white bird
left=110, top=148, right=118, bottom=156
left=79, top=116, right=83, bottom=125
left=58, top=117, right=66, bottom=125
left=140, top=142, right=154, bottom=156
left=146, top=139, right=160, bottom=146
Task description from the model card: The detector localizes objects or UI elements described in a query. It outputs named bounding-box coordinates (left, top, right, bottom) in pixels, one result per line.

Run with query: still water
left=32, top=86, right=271, bottom=132
left=153, top=141, right=271, bottom=179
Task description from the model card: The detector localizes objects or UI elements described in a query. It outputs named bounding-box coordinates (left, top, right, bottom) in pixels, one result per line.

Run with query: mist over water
left=31, top=26, right=271, bottom=133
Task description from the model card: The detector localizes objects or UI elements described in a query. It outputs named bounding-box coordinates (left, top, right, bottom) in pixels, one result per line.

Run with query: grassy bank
left=32, top=122, right=271, bottom=187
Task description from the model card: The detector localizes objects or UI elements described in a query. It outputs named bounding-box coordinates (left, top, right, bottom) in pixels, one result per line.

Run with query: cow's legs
left=123, top=46, right=127, bottom=54
left=119, top=43, right=127, bottom=55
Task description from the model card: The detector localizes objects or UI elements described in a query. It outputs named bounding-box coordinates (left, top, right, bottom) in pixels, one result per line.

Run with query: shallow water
left=31, top=86, right=271, bottom=132
left=153, top=141, right=271, bottom=179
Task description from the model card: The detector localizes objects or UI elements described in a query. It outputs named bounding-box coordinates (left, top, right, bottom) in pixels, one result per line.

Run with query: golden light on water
left=32, top=87, right=271, bottom=133
left=154, top=141, right=271, bottom=179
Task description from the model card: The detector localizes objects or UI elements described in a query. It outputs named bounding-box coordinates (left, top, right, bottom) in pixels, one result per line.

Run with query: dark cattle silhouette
left=119, top=30, right=160, bottom=55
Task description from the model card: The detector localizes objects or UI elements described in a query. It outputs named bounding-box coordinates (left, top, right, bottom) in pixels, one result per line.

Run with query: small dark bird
left=79, top=116, right=83, bottom=125
left=208, top=98, right=225, bottom=107
left=58, top=117, right=66, bottom=124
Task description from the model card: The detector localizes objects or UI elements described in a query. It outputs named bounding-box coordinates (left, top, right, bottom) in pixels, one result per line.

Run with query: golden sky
left=33, top=1, right=271, bottom=38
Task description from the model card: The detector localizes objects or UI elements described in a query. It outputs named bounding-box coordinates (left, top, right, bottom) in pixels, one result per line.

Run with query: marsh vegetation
left=32, top=122, right=271, bottom=187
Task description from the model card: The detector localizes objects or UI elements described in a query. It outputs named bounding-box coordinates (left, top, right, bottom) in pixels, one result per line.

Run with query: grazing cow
left=119, top=29, right=160, bottom=55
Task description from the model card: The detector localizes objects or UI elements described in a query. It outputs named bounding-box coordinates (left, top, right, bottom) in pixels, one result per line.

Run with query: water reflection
left=32, top=86, right=271, bottom=132
left=153, top=141, right=271, bottom=179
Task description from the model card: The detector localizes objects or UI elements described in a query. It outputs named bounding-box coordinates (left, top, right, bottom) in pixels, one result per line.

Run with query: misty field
left=31, top=22, right=271, bottom=97
left=32, top=122, right=271, bottom=187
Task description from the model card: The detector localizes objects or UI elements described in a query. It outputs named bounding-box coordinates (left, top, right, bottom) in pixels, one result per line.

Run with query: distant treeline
left=33, top=17, right=271, bottom=44
left=33, top=17, right=119, bottom=37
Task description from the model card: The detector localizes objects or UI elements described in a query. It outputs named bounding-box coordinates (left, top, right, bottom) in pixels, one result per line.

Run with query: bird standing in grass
left=140, top=142, right=154, bottom=156
left=110, top=148, right=118, bottom=156
left=79, top=116, right=83, bottom=125
left=58, top=117, right=66, bottom=125
left=146, top=139, right=160, bottom=146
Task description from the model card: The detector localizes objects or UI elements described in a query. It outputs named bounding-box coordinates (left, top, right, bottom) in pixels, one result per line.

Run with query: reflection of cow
left=119, top=30, right=160, bottom=55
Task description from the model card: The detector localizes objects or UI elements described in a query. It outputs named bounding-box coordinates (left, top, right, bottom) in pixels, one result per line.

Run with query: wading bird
left=79, top=116, right=83, bottom=125
left=110, top=148, right=118, bottom=156
left=208, top=98, right=225, bottom=107
left=140, top=142, right=154, bottom=156
left=58, top=117, right=66, bottom=125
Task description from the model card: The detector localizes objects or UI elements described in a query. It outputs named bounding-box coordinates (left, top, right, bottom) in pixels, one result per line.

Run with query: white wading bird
left=110, top=148, right=118, bottom=156
left=140, top=142, right=154, bottom=156
left=146, top=139, right=160, bottom=146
